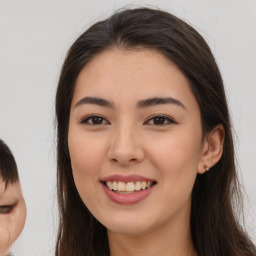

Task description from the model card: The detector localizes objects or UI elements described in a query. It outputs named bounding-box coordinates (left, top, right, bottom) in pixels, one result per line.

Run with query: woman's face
left=68, top=48, right=205, bottom=236
left=0, top=179, right=26, bottom=255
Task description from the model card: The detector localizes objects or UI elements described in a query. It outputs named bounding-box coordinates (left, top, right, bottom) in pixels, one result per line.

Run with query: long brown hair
left=55, top=7, right=256, bottom=256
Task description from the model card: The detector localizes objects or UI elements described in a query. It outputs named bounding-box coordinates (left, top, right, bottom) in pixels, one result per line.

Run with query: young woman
left=0, top=139, right=26, bottom=256
left=55, top=7, right=256, bottom=256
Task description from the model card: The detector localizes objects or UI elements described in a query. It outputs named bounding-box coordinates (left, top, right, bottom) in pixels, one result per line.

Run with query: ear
left=197, top=125, right=225, bottom=174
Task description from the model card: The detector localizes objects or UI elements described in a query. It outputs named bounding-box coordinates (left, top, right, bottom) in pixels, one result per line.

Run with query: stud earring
left=203, top=164, right=210, bottom=172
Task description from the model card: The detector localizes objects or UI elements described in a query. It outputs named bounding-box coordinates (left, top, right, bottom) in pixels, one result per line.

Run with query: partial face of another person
left=68, top=48, right=210, bottom=236
left=0, top=179, right=26, bottom=255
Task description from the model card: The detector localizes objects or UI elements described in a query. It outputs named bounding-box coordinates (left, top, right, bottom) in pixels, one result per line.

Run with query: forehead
left=0, top=178, right=21, bottom=199
left=0, top=176, right=9, bottom=195
left=0, top=167, right=15, bottom=190
left=72, top=48, right=197, bottom=109
left=0, top=175, right=6, bottom=190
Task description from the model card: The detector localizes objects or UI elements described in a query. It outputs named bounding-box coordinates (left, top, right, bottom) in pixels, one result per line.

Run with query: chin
left=107, top=224, right=148, bottom=236
left=101, top=213, right=154, bottom=236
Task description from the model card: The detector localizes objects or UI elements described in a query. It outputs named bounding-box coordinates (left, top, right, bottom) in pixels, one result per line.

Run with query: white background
left=0, top=0, right=255, bottom=255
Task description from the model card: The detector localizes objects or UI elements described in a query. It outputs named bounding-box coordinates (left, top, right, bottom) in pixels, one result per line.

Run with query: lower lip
left=101, top=183, right=155, bottom=205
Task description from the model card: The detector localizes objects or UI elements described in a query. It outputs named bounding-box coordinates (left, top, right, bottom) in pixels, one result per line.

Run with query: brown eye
left=146, top=115, right=176, bottom=125
left=81, top=115, right=109, bottom=125
left=0, top=205, right=13, bottom=214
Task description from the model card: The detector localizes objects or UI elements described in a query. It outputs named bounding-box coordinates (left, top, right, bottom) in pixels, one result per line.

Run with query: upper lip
left=101, top=174, right=155, bottom=183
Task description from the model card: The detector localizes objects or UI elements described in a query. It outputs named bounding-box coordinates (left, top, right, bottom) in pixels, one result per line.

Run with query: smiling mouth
left=102, top=180, right=157, bottom=194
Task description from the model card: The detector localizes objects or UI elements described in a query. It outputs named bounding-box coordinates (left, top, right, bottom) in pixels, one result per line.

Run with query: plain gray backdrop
left=0, top=0, right=255, bottom=255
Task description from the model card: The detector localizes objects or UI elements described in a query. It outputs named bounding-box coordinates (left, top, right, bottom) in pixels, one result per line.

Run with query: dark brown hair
left=55, top=7, right=256, bottom=256
left=0, top=139, right=19, bottom=188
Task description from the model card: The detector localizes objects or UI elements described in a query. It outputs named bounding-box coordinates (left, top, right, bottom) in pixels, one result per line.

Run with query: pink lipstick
left=101, top=174, right=156, bottom=205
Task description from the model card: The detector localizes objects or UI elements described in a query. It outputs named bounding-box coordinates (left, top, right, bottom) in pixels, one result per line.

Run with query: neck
left=108, top=207, right=197, bottom=256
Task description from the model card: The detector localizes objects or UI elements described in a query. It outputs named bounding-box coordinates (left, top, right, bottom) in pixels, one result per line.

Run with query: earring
left=203, top=164, right=210, bottom=172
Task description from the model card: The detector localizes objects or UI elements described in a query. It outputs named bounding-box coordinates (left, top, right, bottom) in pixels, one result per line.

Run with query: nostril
left=110, top=158, right=137, bottom=164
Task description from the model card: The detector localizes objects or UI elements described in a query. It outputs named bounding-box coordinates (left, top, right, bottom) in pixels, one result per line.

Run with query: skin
left=68, top=48, right=224, bottom=256
left=0, top=179, right=26, bottom=256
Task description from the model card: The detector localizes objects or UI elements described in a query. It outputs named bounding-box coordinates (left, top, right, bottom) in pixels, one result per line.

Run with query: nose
left=107, top=124, right=144, bottom=166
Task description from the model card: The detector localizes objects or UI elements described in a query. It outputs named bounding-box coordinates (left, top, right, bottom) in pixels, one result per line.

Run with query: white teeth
left=135, top=181, right=142, bottom=191
left=105, top=180, right=154, bottom=192
left=106, top=181, right=113, bottom=190
left=117, top=182, right=126, bottom=191
left=141, top=181, right=147, bottom=190
left=112, top=181, right=118, bottom=191
left=126, top=182, right=135, bottom=192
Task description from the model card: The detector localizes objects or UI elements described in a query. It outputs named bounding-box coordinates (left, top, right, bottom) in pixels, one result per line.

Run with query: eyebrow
left=74, top=96, right=185, bottom=109
left=137, top=97, right=186, bottom=109
left=75, top=97, right=114, bottom=108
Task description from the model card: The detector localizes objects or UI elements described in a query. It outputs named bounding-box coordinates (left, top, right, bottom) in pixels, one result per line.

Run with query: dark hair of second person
left=0, top=139, right=19, bottom=187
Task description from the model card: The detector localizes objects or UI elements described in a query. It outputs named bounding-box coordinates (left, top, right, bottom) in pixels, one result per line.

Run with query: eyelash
left=145, top=115, right=176, bottom=125
left=0, top=205, right=14, bottom=214
left=80, top=114, right=176, bottom=126
left=80, top=115, right=109, bottom=125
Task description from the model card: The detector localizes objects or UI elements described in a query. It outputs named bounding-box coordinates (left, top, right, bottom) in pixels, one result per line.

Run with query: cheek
left=0, top=217, right=10, bottom=250
left=68, top=131, right=109, bottom=205
left=0, top=201, right=26, bottom=252
left=11, top=199, right=26, bottom=242
left=146, top=131, right=202, bottom=202
left=148, top=131, right=201, bottom=171
left=68, top=132, right=107, bottom=176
